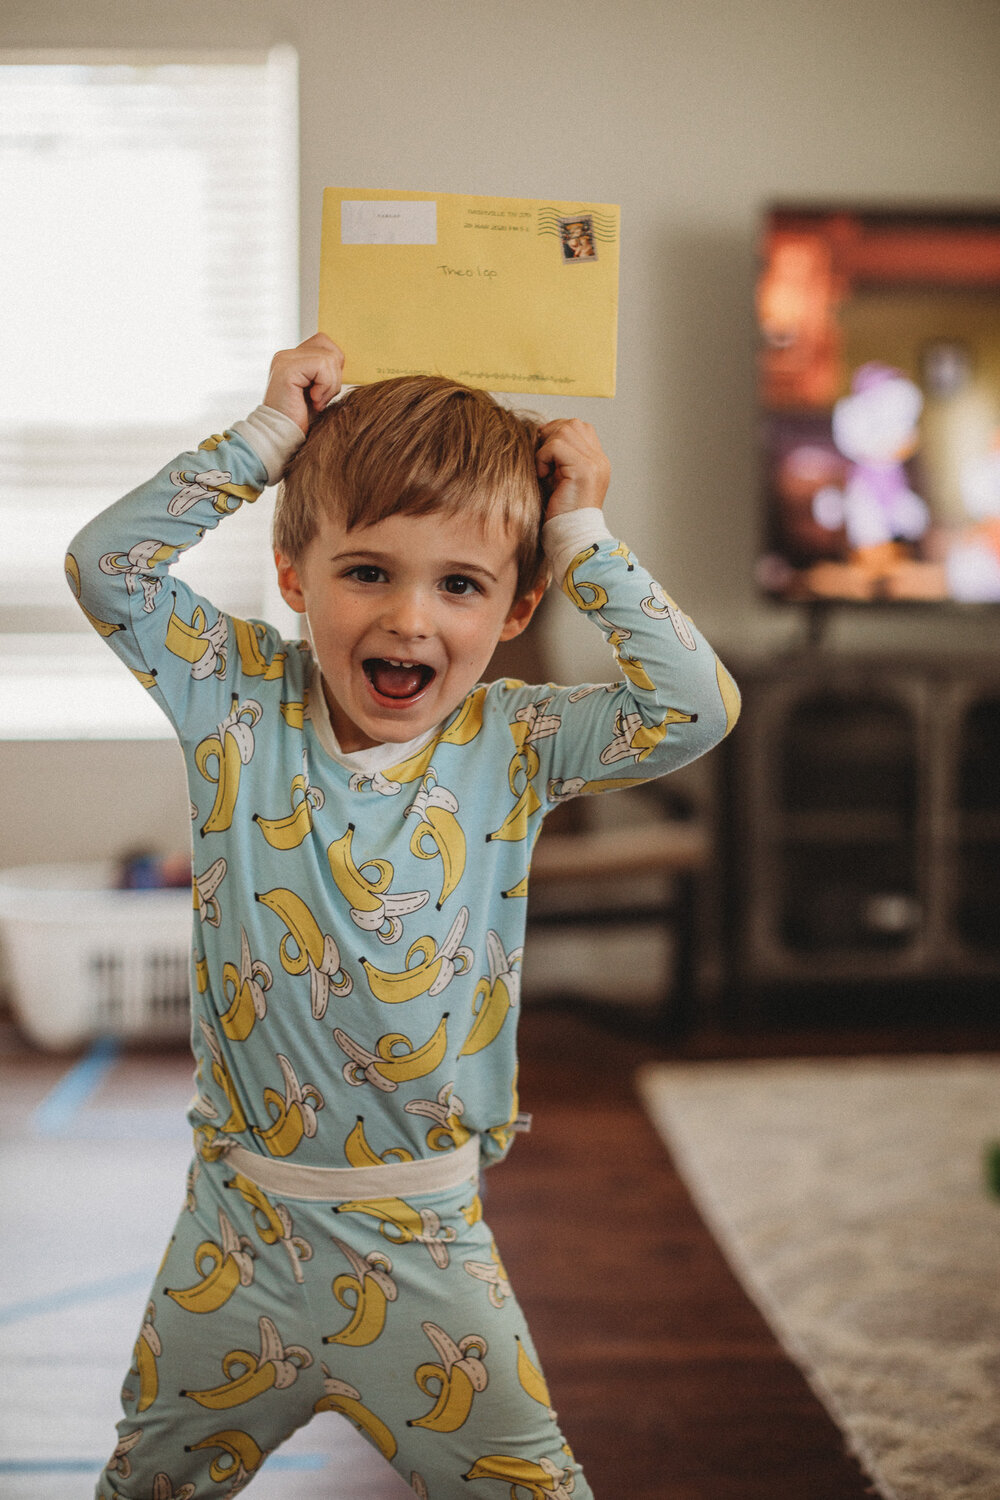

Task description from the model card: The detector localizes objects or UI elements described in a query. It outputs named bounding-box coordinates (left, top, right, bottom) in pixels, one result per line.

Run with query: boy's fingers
left=534, top=418, right=610, bottom=514
left=535, top=420, right=602, bottom=473
left=265, top=334, right=345, bottom=430
left=300, top=332, right=346, bottom=383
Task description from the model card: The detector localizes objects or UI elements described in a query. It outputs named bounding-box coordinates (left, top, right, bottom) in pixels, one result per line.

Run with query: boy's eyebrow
left=330, top=547, right=503, bottom=584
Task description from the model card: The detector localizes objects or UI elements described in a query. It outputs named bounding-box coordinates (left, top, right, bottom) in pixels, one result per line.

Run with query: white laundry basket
left=0, top=862, right=193, bottom=1050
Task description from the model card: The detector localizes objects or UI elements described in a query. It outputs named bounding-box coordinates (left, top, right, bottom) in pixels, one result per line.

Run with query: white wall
left=2, top=0, right=1000, bottom=867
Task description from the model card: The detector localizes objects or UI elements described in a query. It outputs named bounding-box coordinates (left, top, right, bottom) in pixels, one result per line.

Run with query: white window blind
left=0, top=49, right=299, bottom=737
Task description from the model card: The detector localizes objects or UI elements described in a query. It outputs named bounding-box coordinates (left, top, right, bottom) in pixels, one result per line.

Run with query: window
left=0, top=49, right=299, bottom=737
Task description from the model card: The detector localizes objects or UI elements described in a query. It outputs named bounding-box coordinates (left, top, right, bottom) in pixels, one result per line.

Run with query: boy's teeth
left=366, top=658, right=432, bottom=700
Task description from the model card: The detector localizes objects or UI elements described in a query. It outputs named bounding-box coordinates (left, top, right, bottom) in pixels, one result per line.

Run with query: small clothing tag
left=513, top=1113, right=533, bottom=1134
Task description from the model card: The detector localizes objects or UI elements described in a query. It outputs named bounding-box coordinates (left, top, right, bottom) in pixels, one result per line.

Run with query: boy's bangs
left=340, top=463, right=526, bottom=535
left=275, top=374, right=550, bottom=591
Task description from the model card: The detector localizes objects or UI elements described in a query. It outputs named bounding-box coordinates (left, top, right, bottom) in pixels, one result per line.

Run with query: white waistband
left=217, top=1132, right=481, bottom=1202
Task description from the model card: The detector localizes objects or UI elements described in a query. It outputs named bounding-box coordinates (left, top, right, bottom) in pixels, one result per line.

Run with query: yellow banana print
left=334, top=1014, right=451, bottom=1092
left=345, top=1116, right=415, bottom=1168
left=181, top=1315, right=312, bottom=1409
left=463, top=1453, right=574, bottom=1498
left=323, top=1235, right=398, bottom=1347
left=404, top=1082, right=471, bottom=1153
left=334, top=1194, right=457, bottom=1268
left=599, top=704, right=695, bottom=766
left=328, top=825, right=429, bottom=943
left=165, top=1209, right=255, bottom=1314
left=405, top=774, right=467, bottom=908
left=639, top=578, right=698, bottom=649
left=515, top=1335, right=554, bottom=1415
left=488, top=701, right=560, bottom=844
left=198, top=1020, right=248, bottom=1134
left=596, top=613, right=656, bottom=691
left=193, top=857, right=226, bottom=927
left=64, top=552, right=124, bottom=638
left=129, top=1302, right=161, bottom=1413
left=195, top=697, right=262, bottom=836
left=716, top=655, right=741, bottom=734
left=150, top=1471, right=195, bottom=1500
left=561, top=542, right=608, bottom=611
left=611, top=644, right=655, bottom=692
left=487, top=1066, right=522, bottom=1157
left=224, top=1172, right=313, bottom=1282
left=168, top=449, right=260, bottom=514
left=488, top=779, right=540, bottom=844
left=463, top=1237, right=513, bottom=1310
left=462, top=1194, right=485, bottom=1227
left=257, top=886, right=352, bottom=1018
left=252, top=1054, right=324, bottom=1158
left=219, top=927, right=272, bottom=1042
left=253, top=772, right=325, bottom=850
left=186, top=1429, right=267, bottom=1489
left=106, top=1429, right=142, bottom=1482
left=314, top=1366, right=397, bottom=1460
left=194, top=1124, right=227, bottom=1163
left=460, top=931, right=522, bottom=1056
left=388, top=686, right=488, bottom=778
left=440, top=683, right=488, bottom=745
left=408, top=1321, right=488, bottom=1433
left=99, top=538, right=185, bottom=613
left=279, top=694, right=307, bottom=729
left=361, top=907, right=473, bottom=1003
left=165, top=599, right=227, bottom=678
left=232, top=616, right=286, bottom=679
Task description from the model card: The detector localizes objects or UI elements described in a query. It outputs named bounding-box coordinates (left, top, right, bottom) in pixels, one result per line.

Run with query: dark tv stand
left=720, top=650, right=1000, bottom=1024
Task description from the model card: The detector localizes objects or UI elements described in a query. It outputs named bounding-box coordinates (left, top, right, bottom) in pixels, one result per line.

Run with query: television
left=755, top=204, right=1000, bottom=604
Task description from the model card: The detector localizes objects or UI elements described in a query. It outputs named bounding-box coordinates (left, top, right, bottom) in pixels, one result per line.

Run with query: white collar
left=305, top=661, right=439, bottom=773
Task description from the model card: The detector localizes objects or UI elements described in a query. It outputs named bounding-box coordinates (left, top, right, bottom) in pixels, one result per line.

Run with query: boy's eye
left=442, top=574, right=481, bottom=596
left=347, top=565, right=386, bottom=584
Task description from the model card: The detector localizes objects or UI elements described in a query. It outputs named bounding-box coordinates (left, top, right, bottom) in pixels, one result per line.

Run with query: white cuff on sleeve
left=231, top=405, right=307, bottom=486
left=542, top=508, right=615, bottom=585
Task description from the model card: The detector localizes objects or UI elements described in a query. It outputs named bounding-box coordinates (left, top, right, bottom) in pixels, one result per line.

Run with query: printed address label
left=341, top=200, right=438, bottom=245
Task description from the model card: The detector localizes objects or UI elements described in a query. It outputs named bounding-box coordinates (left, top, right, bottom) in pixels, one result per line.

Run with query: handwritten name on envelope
left=319, top=188, right=620, bottom=397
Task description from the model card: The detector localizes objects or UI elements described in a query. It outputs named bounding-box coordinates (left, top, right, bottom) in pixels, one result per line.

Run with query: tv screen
left=756, top=204, right=1000, bottom=603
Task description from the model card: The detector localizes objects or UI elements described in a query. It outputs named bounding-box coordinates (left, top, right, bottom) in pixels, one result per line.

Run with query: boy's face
left=276, top=506, right=543, bottom=754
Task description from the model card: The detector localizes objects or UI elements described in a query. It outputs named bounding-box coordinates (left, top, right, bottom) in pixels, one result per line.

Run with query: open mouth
left=363, top=658, right=436, bottom=702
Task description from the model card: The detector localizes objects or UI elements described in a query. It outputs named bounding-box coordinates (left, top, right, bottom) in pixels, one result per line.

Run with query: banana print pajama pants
left=97, top=1140, right=591, bottom=1500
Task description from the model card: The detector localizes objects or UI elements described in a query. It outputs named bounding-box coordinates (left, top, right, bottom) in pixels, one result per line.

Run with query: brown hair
left=273, top=376, right=549, bottom=596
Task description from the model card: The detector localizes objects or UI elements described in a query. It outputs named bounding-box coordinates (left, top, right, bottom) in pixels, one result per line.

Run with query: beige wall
left=3, top=0, right=1000, bottom=867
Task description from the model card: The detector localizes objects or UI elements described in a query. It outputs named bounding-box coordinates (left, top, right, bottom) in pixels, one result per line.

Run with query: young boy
left=69, top=332, right=740, bottom=1499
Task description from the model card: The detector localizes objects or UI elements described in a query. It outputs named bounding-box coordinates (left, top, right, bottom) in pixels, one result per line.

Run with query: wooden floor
left=3, top=1000, right=995, bottom=1499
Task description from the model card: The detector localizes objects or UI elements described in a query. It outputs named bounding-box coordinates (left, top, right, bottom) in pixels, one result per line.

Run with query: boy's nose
left=381, top=587, right=432, bottom=640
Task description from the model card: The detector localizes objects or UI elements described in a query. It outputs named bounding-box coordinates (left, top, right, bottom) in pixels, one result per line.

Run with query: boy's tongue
left=367, top=658, right=429, bottom=700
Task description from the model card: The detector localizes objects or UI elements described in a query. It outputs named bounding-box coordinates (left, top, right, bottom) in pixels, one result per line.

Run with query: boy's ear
left=275, top=551, right=308, bottom=614
left=498, top=578, right=547, bottom=642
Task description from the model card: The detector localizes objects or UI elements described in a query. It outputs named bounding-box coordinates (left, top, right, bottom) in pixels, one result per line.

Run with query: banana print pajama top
left=68, top=406, right=740, bottom=1500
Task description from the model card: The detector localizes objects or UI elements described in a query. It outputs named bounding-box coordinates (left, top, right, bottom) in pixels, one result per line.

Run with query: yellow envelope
left=319, top=188, right=619, bottom=398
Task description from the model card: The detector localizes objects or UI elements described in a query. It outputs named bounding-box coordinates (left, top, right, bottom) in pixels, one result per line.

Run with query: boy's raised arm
left=528, top=416, right=740, bottom=794
left=64, top=336, right=344, bottom=739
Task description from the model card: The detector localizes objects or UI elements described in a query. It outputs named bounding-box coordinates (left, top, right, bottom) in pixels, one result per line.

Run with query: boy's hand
left=263, top=332, right=345, bottom=435
left=536, top=418, right=610, bottom=520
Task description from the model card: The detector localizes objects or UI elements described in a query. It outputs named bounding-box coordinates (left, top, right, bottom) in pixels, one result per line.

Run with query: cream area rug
left=637, top=1055, right=1000, bottom=1500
